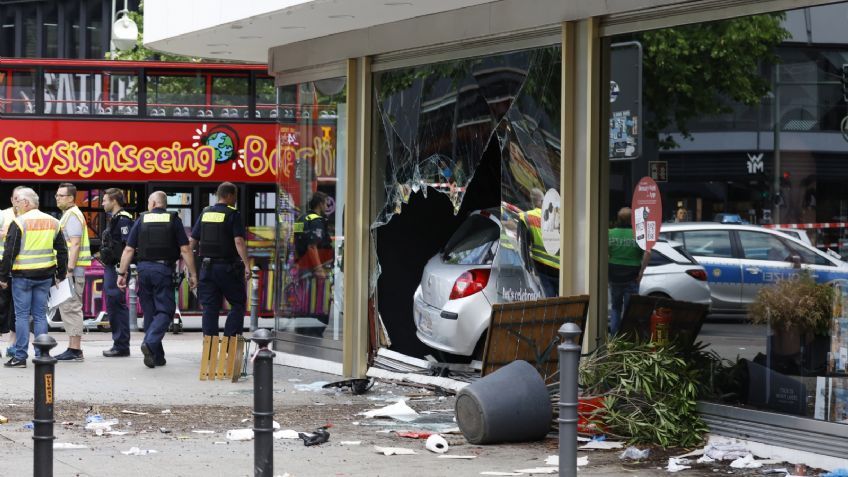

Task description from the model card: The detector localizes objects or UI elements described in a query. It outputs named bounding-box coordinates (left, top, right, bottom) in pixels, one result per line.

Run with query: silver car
left=639, top=240, right=711, bottom=305
left=659, top=223, right=848, bottom=313
left=414, top=210, right=711, bottom=357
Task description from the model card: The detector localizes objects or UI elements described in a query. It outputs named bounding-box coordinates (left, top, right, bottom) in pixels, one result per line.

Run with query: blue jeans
left=12, top=276, right=52, bottom=360
left=198, top=261, right=246, bottom=337
left=137, top=262, right=176, bottom=362
left=104, top=266, right=130, bottom=352
left=609, top=280, right=639, bottom=335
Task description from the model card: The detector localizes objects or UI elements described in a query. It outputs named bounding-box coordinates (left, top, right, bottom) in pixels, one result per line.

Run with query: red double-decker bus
left=0, top=58, right=290, bottom=330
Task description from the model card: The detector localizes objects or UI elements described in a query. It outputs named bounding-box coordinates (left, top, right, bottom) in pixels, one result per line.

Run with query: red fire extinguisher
left=650, top=306, right=672, bottom=346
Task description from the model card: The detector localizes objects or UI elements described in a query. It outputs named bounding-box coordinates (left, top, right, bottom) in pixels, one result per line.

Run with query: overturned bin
left=455, top=360, right=552, bottom=444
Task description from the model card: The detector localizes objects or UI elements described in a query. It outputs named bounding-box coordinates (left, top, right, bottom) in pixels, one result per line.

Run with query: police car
left=659, top=223, right=848, bottom=314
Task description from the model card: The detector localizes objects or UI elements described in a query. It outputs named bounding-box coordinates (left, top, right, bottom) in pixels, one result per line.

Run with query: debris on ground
left=394, top=431, right=432, bottom=439
left=424, top=434, right=448, bottom=453
left=578, top=439, right=624, bottom=450
left=120, top=447, right=158, bottom=456
left=273, top=429, right=300, bottom=439
left=544, top=455, right=588, bottom=467
left=339, top=441, right=361, bottom=445
left=729, top=454, right=763, bottom=469
left=298, top=425, right=331, bottom=446
left=513, top=468, right=558, bottom=474
left=438, top=455, right=476, bottom=459
left=225, top=428, right=253, bottom=441
left=666, top=457, right=692, bottom=472
left=374, top=445, right=416, bottom=455
left=620, top=446, right=650, bottom=460
left=121, top=409, right=148, bottom=415
left=53, top=443, right=87, bottom=450
left=358, top=400, right=418, bottom=421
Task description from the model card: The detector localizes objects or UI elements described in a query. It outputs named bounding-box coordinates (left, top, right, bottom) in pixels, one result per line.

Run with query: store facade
left=145, top=0, right=848, bottom=456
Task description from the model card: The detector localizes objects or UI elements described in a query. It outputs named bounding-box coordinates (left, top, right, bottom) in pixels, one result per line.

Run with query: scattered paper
left=666, top=458, right=691, bottom=473
left=425, top=434, right=449, bottom=454
left=293, top=381, right=330, bottom=392
left=54, top=443, right=87, bottom=449
left=107, top=431, right=128, bottom=436
left=480, top=473, right=522, bottom=476
left=578, top=456, right=589, bottom=467
left=85, top=419, right=119, bottom=432
left=676, top=449, right=705, bottom=459
left=359, top=400, right=419, bottom=422
left=696, top=455, right=715, bottom=464
left=579, top=440, right=624, bottom=450
left=121, top=447, right=158, bottom=456
left=121, top=410, right=148, bottom=415
left=438, top=455, right=476, bottom=459
left=273, top=429, right=300, bottom=440
left=0, top=415, right=7, bottom=424
left=340, top=441, right=362, bottom=446
left=730, top=454, right=763, bottom=469
left=161, top=409, right=171, bottom=414
left=703, top=441, right=750, bottom=461
left=192, top=430, right=215, bottom=434
left=213, top=441, right=227, bottom=445
left=374, top=445, right=416, bottom=456
left=226, top=428, right=254, bottom=441
left=514, top=468, right=558, bottom=474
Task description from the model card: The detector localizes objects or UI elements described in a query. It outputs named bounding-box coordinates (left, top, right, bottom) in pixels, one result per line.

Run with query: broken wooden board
left=481, top=295, right=589, bottom=384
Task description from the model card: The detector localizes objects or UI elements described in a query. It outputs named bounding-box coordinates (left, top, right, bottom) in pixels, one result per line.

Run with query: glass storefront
left=274, top=77, right=346, bottom=353
left=606, top=3, right=848, bottom=426
left=371, top=45, right=562, bottom=357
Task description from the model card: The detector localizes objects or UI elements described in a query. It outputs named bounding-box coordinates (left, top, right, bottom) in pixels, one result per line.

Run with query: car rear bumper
left=413, top=287, right=488, bottom=356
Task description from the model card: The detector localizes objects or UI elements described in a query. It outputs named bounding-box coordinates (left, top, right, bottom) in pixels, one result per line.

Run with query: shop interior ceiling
left=372, top=47, right=562, bottom=358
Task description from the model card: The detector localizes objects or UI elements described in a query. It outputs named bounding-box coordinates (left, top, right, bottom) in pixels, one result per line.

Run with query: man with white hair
left=0, top=187, right=68, bottom=368
left=117, top=191, right=197, bottom=369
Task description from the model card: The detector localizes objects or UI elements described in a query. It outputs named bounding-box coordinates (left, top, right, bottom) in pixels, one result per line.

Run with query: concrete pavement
left=0, top=331, right=830, bottom=476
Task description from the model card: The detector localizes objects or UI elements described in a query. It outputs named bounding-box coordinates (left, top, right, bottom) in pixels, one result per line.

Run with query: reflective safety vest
left=59, top=205, right=93, bottom=267
left=136, top=211, right=179, bottom=262
left=198, top=205, right=238, bottom=259
left=520, top=209, right=560, bottom=270
left=0, top=206, right=16, bottom=256
left=12, top=209, right=60, bottom=272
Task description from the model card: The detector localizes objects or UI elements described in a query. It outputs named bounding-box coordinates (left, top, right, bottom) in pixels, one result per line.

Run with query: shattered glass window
left=373, top=45, right=562, bottom=357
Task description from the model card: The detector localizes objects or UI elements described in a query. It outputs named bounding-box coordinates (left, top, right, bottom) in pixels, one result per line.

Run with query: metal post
left=251, top=328, right=275, bottom=477
left=558, top=323, right=582, bottom=477
left=128, top=264, right=138, bottom=332
left=249, top=266, right=260, bottom=332
left=33, top=334, right=57, bottom=477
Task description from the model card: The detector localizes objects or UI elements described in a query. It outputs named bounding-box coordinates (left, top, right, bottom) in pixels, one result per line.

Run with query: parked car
left=413, top=209, right=711, bottom=357
left=659, top=223, right=848, bottom=314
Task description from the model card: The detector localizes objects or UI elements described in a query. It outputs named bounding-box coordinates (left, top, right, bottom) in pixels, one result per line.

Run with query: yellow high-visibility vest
left=12, top=209, right=60, bottom=271
left=520, top=209, right=560, bottom=270
left=0, top=206, right=16, bottom=256
left=59, top=205, right=92, bottom=267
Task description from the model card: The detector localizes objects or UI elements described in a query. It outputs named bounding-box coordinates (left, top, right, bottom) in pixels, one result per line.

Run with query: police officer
left=0, top=187, right=68, bottom=368
left=292, top=191, right=333, bottom=337
left=100, top=188, right=134, bottom=357
left=518, top=188, right=560, bottom=297
left=0, top=186, right=24, bottom=358
left=189, top=182, right=250, bottom=339
left=116, top=191, right=197, bottom=369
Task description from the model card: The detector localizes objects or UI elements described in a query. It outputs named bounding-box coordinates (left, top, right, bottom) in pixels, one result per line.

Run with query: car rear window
left=443, top=214, right=499, bottom=265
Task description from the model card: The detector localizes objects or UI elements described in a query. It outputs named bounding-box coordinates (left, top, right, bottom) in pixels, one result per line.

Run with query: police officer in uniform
left=292, top=191, right=333, bottom=336
left=190, top=182, right=250, bottom=338
left=518, top=188, right=560, bottom=297
left=0, top=187, right=68, bottom=368
left=116, top=191, right=197, bottom=369
left=100, top=188, right=135, bottom=357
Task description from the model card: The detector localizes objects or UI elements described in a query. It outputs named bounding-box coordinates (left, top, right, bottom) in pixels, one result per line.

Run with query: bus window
left=212, top=75, right=248, bottom=119
left=256, top=76, right=277, bottom=120
left=0, top=70, right=6, bottom=113
left=9, top=70, right=35, bottom=114
left=165, top=191, right=193, bottom=229
left=253, top=191, right=275, bottom=226
left=44, top=71, right=93, bottom=115
left=146, top=73, right=205, bottom=118
left=95, top=72, right=139, bottom=115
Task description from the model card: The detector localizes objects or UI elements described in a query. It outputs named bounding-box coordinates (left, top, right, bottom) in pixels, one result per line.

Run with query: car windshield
left=442, top=214, right=499, bottom=265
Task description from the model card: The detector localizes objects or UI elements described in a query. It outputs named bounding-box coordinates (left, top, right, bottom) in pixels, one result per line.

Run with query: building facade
left=145, top=0, right=848, bottom=460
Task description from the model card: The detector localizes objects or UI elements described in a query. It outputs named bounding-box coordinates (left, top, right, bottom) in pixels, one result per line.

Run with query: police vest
left=293, top=213, right=327, bottom=258
left=520, top=209, right=560, bottom=270
left=198, top=205, right=238, bottom=259
left=99, top=210, right=134, bottom=266
left=0, top=206, right=16, bottom=256
left=12, top=209, right=60, bottom=272
left=136, top=211, right=180, bottom=262
left=59, top=205, right=93, bottom=267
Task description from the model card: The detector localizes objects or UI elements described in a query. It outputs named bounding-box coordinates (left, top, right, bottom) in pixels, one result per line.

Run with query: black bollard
left=557, top=323, right=582, bottom=477
left=251, top=328, right=275, bottom=476
left=33, top=334, right=57, bottom=477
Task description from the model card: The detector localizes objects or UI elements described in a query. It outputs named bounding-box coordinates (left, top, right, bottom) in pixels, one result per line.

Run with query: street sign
left=631, top=176, right=662, bottom=252
left=649, top=161, right=668, bottom=182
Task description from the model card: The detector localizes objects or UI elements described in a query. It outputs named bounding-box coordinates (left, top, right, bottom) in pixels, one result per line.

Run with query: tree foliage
left=638, top=14, right=790, bottom=149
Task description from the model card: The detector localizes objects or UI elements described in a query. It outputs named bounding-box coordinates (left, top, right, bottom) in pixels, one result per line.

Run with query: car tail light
left=686, top=269, right=708, bottom=281
left=449, top=269, right=491, bottom=300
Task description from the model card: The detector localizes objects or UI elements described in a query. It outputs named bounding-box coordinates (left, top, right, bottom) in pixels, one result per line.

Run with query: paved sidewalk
left=0, top=332, right=833, bottom=476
